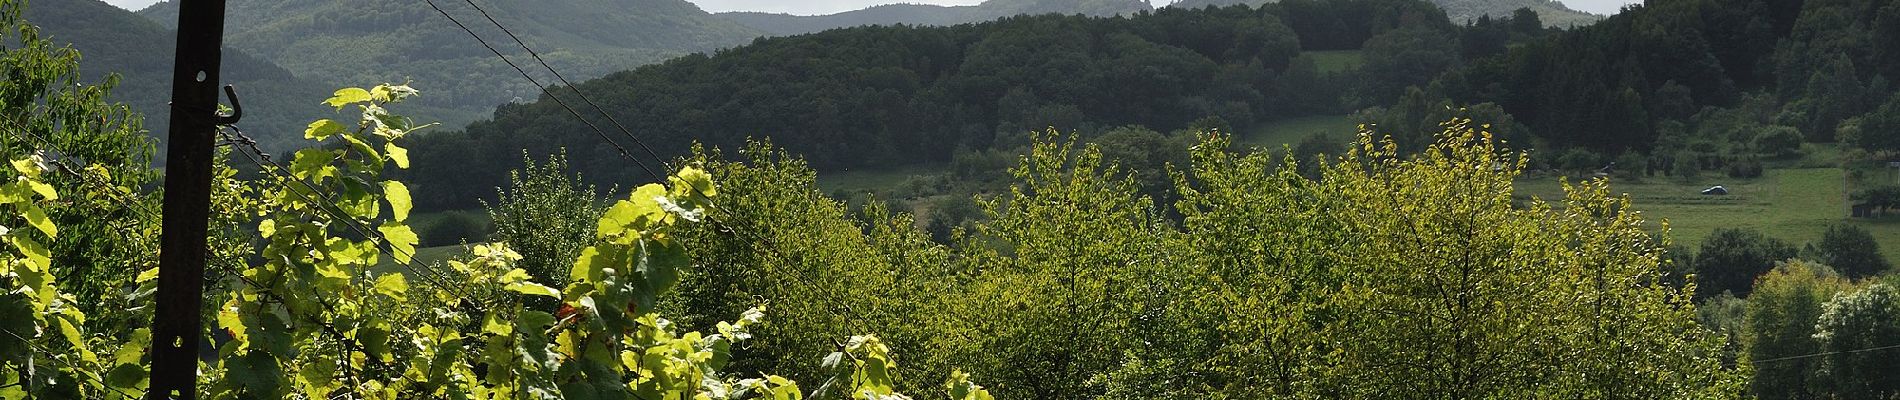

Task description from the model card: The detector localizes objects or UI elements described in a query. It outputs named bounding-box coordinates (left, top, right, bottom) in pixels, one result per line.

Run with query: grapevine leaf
left=641, top=240, right=687, bottom=299
left=9, top=157, right=40, bottom=177
left=290, top=149, right=337, bottom=182
left=360, top=321, right=393, bottom=362
left=383, top=181, right=412, bottom=222
left=379, top=222, right=419, bottom=264
left=482, top=312, right=510, bottom=336
left=373, top=274, right=409, bottom=302
left=135, top=266, right=159, bottom=283
left=22, top=205, right=54, bottom=238
left=324, top=87, right=372, bottom=109
left=339, top=176, right=379, bottom=220
left=10, top=236, right=50, bottom=272
left=228, top=351, right=286, bottom=397
left=218, top=298, right=247, bottom=342
left=571, top=246, right=616, bottom=285
left=505, top=282, right=560, bottom=299
left=105, top=362, right=148, bottom=393
left=669, top=166, right=717, bottom=199
left=25, top=180, right=55, bottom=201
left=56, top=317, right=94, bottom=363
left=304, top=119, right=345, bottom=140
left=385, top=143, right=410, bottom=169
left=370, top=85, right=393, bottom=103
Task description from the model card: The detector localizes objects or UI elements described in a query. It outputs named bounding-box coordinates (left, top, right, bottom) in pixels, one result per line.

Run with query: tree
left=1846, top=92, right=1900, bottom=152
left=1743, top=261, right=1853, bottom=399
left=1694, top=228, right=1797, bottom=298
left=1811, top=284, right=1900, bottom=398
left=1101, top=121, right=1745, bottom=398
left=1811, top=225, right=1891, bottom=279
left=485, top=152, right=603, bottom=288
left=1510, top=7, right=1543, bottom=36
left=1796, top=55, right=1865, bottom=142
left=1360, top=25, right=1460, bottom=102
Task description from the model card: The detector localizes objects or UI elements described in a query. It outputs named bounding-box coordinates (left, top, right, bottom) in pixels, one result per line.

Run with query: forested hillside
left=403, top=0, right=1466, bottom=209
left=136, top=0, right=762, bottom=128
left=717, top=0, right=1154, bottom=36
left=1442, top=0, right=1900, bottom=169
left=1167, top=0, right=1602, bottom=27
left=23, top=0, right=327, bottom=150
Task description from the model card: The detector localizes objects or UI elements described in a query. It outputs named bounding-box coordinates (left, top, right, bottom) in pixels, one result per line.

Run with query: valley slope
left=24, top=0, right=329, bottom=149
left=137, top=0, right=763, bottom=129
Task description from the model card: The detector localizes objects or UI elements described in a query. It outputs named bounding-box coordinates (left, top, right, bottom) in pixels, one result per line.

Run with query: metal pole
left=149, top=0, right=228, bottom=398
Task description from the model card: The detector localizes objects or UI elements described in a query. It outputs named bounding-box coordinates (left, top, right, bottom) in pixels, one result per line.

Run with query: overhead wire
left=414, top=0, right=664, bottom=183
left=448, top=0, right=669, bottom=166
left=1750, top=343, right=1900, bottom=364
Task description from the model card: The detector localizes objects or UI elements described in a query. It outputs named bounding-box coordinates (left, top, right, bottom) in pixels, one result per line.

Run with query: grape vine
left=0, top=85, right=992, bottom=400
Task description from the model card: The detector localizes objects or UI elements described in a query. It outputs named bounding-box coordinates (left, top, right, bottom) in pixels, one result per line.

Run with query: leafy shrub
left=1754, top=125, right=1806, bottom=158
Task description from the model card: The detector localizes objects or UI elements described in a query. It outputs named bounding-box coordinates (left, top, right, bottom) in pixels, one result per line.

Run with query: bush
left=1754, top=125, right=1806, bottom=158
left=1558, top=147, right=1603, bottom=174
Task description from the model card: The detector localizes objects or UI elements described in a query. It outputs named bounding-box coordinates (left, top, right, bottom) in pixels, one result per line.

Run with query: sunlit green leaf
left=304, top=119, right=345, bottom=140
left=374, top=274, right=409, bottom=302
left=383, top=181, right=412, bottom=222
left=385, top=143, right=410, bottom=169
left=22, top=205, right=54, bottom=238
left=324, top=87, right=372, bottom=109
left=379, top=222, right=420, bottom=264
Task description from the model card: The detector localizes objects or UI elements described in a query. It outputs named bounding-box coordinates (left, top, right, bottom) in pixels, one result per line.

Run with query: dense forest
left=403, top=0, right=1462, bottom=209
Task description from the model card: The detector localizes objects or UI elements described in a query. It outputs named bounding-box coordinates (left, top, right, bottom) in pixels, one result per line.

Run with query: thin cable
left=415, top=0, right=664, bottom=183
left=450, top=0, right=670, bottom=167
left=1752, top=343, right=1900, bottom=364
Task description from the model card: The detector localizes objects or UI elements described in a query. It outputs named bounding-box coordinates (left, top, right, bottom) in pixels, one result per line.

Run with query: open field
left=1305, top=50, right=1365, bottom=74
left=815, top=163, right=947, bottom=195
left=1239, top=115, right=1357, bottom=151
left=1516, top=168, right=1900, bottom=262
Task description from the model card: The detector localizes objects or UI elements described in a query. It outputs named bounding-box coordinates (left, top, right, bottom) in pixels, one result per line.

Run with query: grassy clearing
left=1239, top=115, right=1357, bottom=151
left=1516, top=168, right=1900, bottom=262
left=1305, top=50, right=1364, bottom=74
left=815, top=163, right=947, bottom=195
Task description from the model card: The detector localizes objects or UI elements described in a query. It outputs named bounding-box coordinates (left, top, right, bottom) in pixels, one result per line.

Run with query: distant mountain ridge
left=23, top=0, right=329, bottom=150
left=718, top=0, right=1155, bottom=36
left=1163, top=0, right=1601, bottom=27
left=136, top=0, right=763, bottom=129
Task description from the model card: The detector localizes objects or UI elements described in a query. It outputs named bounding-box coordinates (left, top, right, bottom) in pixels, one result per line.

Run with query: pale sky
left=103, top=0, right=1640, bottom=19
